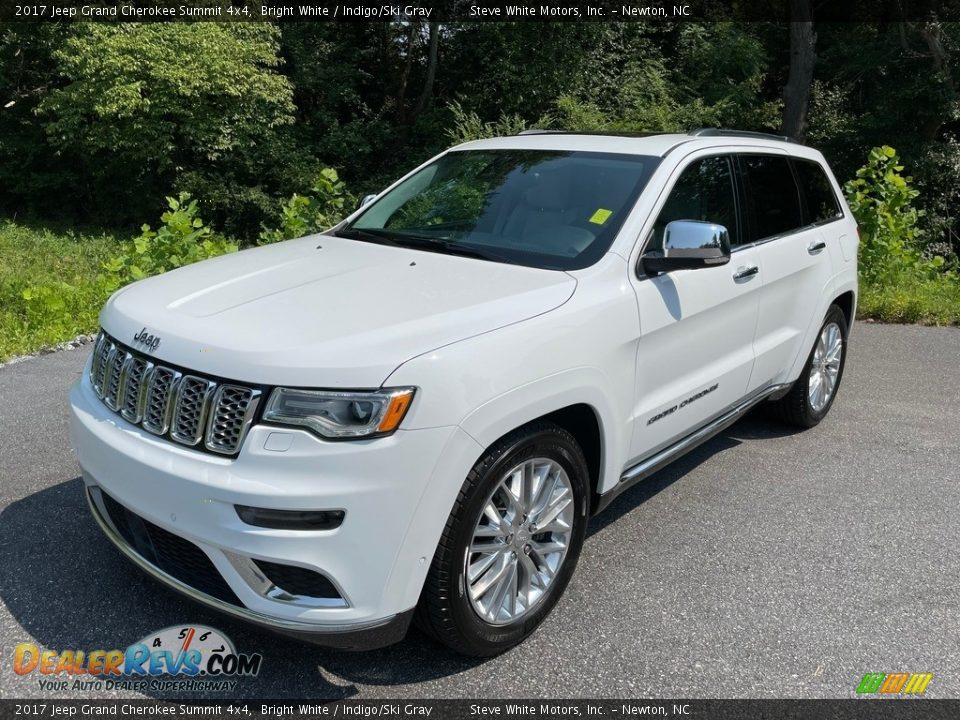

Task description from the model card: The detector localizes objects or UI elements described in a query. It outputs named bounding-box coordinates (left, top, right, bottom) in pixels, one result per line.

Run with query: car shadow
left=1, top=410, right=800, bottom=698
left=587, top=409, right=803, bottom=537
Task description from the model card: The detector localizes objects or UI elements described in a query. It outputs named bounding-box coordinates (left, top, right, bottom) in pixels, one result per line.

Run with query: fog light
left=235, top=505, right=345, bottom=531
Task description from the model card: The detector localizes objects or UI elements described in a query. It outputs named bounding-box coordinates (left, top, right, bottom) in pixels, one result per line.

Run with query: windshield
left=342, top=149, right=659, bottom=270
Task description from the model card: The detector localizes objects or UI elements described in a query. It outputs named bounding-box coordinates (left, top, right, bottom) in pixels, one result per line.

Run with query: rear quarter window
left=794, top=159, right=843, bottom=223
left=740, top=155, right=803, bottom=241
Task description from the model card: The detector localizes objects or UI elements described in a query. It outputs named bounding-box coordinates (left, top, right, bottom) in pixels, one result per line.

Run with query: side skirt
left=593, top=383, right=790, bottom=515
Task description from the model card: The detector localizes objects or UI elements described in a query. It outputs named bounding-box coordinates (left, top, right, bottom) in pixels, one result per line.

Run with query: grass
left=858, top=275, right=960, bottom=325
left=1, top=218, right=958, bottom=363
left=0, top=220, right=117, bottom=362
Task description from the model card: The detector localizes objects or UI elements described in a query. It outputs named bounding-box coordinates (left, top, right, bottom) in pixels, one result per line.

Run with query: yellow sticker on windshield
left=589, top=208, right=613, bottom=225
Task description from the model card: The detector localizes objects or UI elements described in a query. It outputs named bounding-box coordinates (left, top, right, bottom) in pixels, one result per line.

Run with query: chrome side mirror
left=642, top=220, right=732, bottom=274
left=358, top=194, right=378, bottom=210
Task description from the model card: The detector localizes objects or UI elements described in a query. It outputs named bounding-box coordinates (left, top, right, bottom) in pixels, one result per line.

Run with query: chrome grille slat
left=88, top=331, right=258, bottom=456
left=170, top=376, right=217, bottom=446
left=120, top=357, right=151, bottom=424
left=91, top=334, right=115, bottom=399
left=89, top=332, right=109, bottom=396
left=103, top=348, right=127, bottom=411
left=142, top=367, right=180, bottom=436
left=205, top=385, right=261, bottom=455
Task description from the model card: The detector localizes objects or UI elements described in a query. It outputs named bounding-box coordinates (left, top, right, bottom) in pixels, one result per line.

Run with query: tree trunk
left=781, top=0, right=817, bottom=142
left=919, top=21, right=957, bottom=140
left=413, top=22, right=440, bottom=118
left=396, top=22, right=418, bottom=122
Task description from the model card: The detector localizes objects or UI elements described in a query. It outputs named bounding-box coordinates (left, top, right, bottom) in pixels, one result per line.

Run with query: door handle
left=807, top=240, right=827, bottom=254
left=732, top=264, right=759, bottom=281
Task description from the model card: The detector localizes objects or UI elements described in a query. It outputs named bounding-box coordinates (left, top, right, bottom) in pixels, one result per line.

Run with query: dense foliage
left=1, top=19, right=960, bottom=360
left=1, top=19, right=959, bottom=258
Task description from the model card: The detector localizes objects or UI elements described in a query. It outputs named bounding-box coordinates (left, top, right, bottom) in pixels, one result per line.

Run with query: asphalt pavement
left=1, top=323, right=958, bottom=700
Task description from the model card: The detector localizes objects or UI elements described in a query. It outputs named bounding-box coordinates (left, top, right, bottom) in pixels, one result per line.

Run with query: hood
left=101, top=234, right=576, bottom=387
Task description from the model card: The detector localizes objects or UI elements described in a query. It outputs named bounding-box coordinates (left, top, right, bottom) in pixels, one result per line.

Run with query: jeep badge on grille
left=133, top=327, right=161, bottom=351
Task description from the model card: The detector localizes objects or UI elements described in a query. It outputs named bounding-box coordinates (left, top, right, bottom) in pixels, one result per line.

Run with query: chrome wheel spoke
left=487, top=559, right=516, bottom=621
left=531, top=539, right=566, bottom=555
left=470, top=538, right=502, bottom=554
left=482, top=501, right=507, bottom=531
left=466, top=456, right=575, bottom=625
left=536, top=518, right=571, bottom=535
left=529, top=546, right=556, bottom=580
left=473, top=523, right=503, bottom=538
left=468, top=547, right=501, bottom=583
left=470, top=554, right=510, bottom=601
left=531, top=489, right=571, bottom=529
left=530, top=468, right=560, bottom=518
left=518, top=553, right=537, bottom=605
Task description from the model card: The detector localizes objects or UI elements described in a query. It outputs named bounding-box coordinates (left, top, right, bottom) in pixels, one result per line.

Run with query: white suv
left=69, top=129, right=858, bottom=656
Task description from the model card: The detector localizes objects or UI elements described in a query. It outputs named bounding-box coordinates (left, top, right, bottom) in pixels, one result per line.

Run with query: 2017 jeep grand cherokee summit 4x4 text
left=70, top=129, right=857, bottom=656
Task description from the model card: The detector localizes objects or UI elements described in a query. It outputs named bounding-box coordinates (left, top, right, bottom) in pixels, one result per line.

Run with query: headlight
left=262, top=387, right=416, bottom=439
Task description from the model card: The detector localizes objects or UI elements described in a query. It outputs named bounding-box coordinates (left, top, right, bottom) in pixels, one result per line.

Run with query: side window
left=649, top=156, right=739, bottom=252
left=794, top=159, right=842, bottom=223
left=740, top=155, right=803, bottom=241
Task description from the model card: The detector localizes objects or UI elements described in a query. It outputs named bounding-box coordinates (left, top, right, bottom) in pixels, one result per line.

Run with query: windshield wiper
left=333, top=227, right=403, bottom=246
left=338, top=227, right=507, bottom=263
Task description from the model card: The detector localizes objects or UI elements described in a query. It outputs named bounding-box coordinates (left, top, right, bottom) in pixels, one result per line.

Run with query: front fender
left=457, top=368, right=623, bottom=494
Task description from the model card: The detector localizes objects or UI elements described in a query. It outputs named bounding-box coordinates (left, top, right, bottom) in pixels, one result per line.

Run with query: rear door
left=628, top=153, right=762, bottom=463
left=738, top=154, right=838, bottom=391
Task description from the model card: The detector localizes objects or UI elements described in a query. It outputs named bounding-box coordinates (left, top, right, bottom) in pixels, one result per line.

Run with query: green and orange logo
left=856, top=672, right=933, bottom=695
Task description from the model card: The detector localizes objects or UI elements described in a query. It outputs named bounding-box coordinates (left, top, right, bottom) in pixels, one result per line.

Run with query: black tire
left=767, top=303, right=849, bottom=428
left=415, top=421, right=590, bottom=657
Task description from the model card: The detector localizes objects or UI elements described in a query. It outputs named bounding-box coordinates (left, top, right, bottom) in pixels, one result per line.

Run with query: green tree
left=37, top=23, right=295, bottom=228
left=0, top=23, right=72, bottom=218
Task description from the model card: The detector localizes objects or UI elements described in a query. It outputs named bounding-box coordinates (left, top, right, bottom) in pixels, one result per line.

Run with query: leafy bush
left=446, top=101, right=533, bottom=143
left=258, top=169, right=354, bottom=244
left=104, top=193, right=237, bottom=287
left=842, top=146, right=960, bottom=325
left=843, top=146, right=943, bottom=284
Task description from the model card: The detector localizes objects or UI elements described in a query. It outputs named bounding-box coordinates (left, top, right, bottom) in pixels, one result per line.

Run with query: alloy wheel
left=465, top=458, right=574, bottom=625
left=808, top=321, right=843, bottom=413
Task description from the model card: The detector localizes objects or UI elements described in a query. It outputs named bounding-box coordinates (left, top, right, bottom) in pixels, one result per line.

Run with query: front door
left=629, top=154, right=762, bottom=464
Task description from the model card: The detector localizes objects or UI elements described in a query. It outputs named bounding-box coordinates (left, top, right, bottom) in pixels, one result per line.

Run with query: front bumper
left=69, top=364, right=482, bottom=649
left=84, top=484, right=413, bottom=649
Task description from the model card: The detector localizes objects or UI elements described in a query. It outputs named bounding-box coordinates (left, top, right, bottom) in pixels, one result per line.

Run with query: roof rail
left=517, top=129, right=673, bottom=138
left=688, top=128, right=798, bottom=144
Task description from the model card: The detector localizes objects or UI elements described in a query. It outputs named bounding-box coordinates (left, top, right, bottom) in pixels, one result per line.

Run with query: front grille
left=89, top=331, right=262, bottom=456
left=253, top=559, right=342, bottom=600
left=98, top=490, right=242, bottom=607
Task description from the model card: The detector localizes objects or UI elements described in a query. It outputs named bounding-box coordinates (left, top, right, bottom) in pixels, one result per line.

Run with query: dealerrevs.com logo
left=13, top=625, right=262, bottom=693
left=856, top=672, right=934, bottom=696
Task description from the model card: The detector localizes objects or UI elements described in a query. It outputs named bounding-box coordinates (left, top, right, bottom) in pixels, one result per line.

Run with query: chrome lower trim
left=595, top=383, right=790, bottom=514
left=85, top=483, right=387, bottom=635
left=222, top=550, right=349, bottom=610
